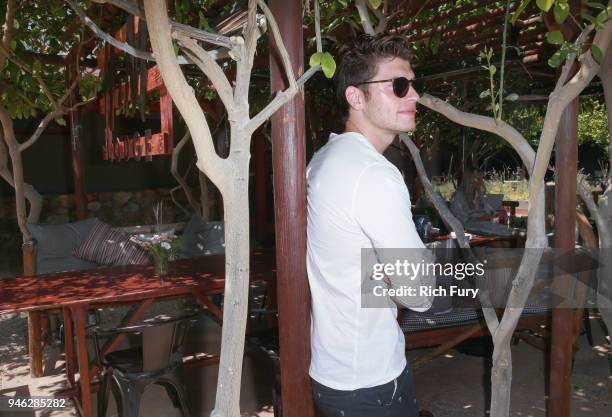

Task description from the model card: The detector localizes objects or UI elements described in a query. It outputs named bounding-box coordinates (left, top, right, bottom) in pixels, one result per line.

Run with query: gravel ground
left=1, top=309, right=610, bottom=417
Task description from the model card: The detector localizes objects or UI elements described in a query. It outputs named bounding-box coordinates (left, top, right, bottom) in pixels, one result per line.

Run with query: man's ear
left=345, top=86, right=364, bottom=112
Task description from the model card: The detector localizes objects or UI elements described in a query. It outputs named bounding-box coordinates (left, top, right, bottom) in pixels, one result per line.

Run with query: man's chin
left=397, top=123, right=415, bottom=133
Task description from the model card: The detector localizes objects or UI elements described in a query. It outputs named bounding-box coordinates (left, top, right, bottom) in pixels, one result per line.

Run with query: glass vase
left=152, top=253, right=169, bottom=278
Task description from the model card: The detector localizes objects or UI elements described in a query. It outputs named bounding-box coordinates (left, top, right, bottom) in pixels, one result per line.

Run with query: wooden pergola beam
left=395, top=0, right=500, bottom=34
left=406, top=3, right=521, bottom=42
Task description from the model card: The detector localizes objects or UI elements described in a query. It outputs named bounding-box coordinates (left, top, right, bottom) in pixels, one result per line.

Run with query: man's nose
left=407, top=84, right=420, bottom=100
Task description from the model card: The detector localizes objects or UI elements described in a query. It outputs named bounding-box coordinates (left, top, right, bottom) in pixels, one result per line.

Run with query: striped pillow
left=74, top=220, right=149, bottom=266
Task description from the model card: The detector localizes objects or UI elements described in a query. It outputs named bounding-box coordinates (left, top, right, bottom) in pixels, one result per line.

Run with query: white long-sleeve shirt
left=307, top=132, right=433, bottom=390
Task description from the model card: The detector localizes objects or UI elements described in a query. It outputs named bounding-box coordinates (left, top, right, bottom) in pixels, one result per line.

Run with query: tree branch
left=556, top=25, right=595, bottom=90
left=244, top=0, right=304, bottom=134
left=314, top=0, right=322, bottom=53
left=91, top=0, right=234, bottom=49
left=176, top=34, right=234, bottom=112
left=258, top=0, right=296, bottom=88
left=368, top=0, right=388, bottom=34
left=399, top=132, right=501, bottom=334
left=170, top=130, right=201, bottom=214
left=0, top=0, right=16, bottom=70
left=531, top=18, right=612, bottom=197
left=419, top=94, right=535, bottom=172
left=0, top=44, right=59, bottom=109
left=355, top=0, right=375, bottom=35
left=66, top=0, right=154, bottom=61
left=298, top=64, right=321, bottom=87
left=232, top=1, right=259, bottom=107
left=399, top=134, right=470, bottom=248
left=19, top=109, right=66, bottom=152
left=577, top=182, right=612, bottom=247
left=144, top=0, right=226, bottom=187
left=18, top=71, right=90, bottom=152
left=0, top=105, right=43, bottom=239
left=246, top=65, right=320, bottom=134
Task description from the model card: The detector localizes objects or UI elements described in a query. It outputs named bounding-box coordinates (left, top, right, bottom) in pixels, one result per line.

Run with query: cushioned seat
left=28, top=218, right=98, bottom=273
left=399, top=309, right=481, bottom=332
left=399, top=305, right=551, bottom=333
left=179, top=214, right=224, bottom=258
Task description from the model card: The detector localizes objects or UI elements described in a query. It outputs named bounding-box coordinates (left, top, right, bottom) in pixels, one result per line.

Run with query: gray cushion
left=180, top=215, right=225, bottom=258
left=28, top=218, right=98, bottom=273
left=37, top=256, right=99, bottom=275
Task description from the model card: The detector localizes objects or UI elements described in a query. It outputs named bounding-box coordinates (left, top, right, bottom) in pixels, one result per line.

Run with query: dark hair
left=334, top=34, right=413, bottom=121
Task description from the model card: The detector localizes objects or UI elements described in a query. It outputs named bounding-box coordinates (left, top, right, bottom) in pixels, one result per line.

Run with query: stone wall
left=0, top=187, right=199, bottom=227
left=0, top=187, right=216, bottom=277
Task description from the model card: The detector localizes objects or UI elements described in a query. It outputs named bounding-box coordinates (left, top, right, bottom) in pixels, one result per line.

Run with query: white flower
left=161, top=242, right=171, bottom=250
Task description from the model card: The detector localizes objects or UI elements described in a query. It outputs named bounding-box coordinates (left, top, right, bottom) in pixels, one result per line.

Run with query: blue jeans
left=311, top=366, right=419, bottom=417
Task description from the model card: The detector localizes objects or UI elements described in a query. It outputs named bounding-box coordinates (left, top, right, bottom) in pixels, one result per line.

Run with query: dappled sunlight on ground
left=0, top=312, right=274, bottom=417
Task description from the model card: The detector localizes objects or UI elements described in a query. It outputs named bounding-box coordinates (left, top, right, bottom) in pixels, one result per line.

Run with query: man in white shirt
left=307, top=34, right=434, bottom=417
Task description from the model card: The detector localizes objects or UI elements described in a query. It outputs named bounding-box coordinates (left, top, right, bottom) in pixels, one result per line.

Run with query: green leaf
left=320, top=52, right=336, bottom=78
left=536, top=0, right=554, bottom=12
left=595, top=5, right=612, bottom=22
left=548, top=49, right=568, bottom=67
left=591, top=44, right=604, bottom=64
left=546, top=30, right=564, bottom=45
left=489, top=65, right=497, bottom=76
left=587, top=2, right=606, bottom=10
left=10, top=39, right=16, bottom=50
left=369, top=0, right=382, bottom=9
left=429, top=33, right=441, bottom=55
left=479, top=90, right=491, bottom=98
left=554, top=3, right=570, bottom=23
left=309, top=52, right=323, bottom=68
left=55, top=117, right=66, bottom=126
left=511, top=0, right=532, bottom=24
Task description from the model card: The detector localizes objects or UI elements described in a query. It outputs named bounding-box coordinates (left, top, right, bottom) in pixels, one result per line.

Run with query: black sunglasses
left=355, top=77, right=424, bottom=98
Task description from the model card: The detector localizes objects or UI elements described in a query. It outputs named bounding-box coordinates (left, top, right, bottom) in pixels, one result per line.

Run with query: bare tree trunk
left=211, top=174, right=250, bottom=417
left=199, top=170, right=210, bottom=221
left=399, top=134, right=469, bottom=248
left=170, top=130, right=201, bottom=214
left=143, top=1, right=317, bottom=415
left=0, top=106, right=43, bottom=241
left=352, top=2, right=611, bottom=415
left=592, top=46, right=612, bottom=336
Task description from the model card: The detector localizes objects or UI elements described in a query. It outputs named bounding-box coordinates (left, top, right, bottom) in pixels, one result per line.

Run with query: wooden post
left=550, top=96, right=579, bottom=417
left=23, top=240, right=43, bottom=377
left=71, top=306, right=93, bottom=417
left=27, top=312, right=43, bottom=377
left=68, top=64, right=87, bottom=220
left=269, top=1, right=314, bottom=416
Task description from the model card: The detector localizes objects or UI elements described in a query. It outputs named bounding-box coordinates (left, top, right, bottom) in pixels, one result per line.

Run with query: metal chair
left=91, top=310, right=199, bottom=417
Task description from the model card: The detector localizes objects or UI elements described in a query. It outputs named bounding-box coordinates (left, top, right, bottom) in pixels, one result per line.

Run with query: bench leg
left=410, top=324, right=483, bottom=369
left=28, top=311, right=43, bottom=377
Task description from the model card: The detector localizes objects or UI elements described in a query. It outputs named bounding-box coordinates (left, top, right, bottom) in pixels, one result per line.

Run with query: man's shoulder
left=311, top=132, right=381, bottom=167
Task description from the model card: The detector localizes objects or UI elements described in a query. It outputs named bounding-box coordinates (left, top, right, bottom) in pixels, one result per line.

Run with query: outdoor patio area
left=1, top=1, right=612, bottom=416
left=1, top=311, right=610, bottom=417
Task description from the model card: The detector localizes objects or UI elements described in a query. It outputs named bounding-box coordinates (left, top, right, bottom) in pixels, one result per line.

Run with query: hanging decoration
left=99, top=15, right=173, bottom=162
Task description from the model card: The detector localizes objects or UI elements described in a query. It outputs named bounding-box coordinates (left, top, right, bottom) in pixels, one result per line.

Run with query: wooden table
left=0, top=251, right=275, bottom=417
